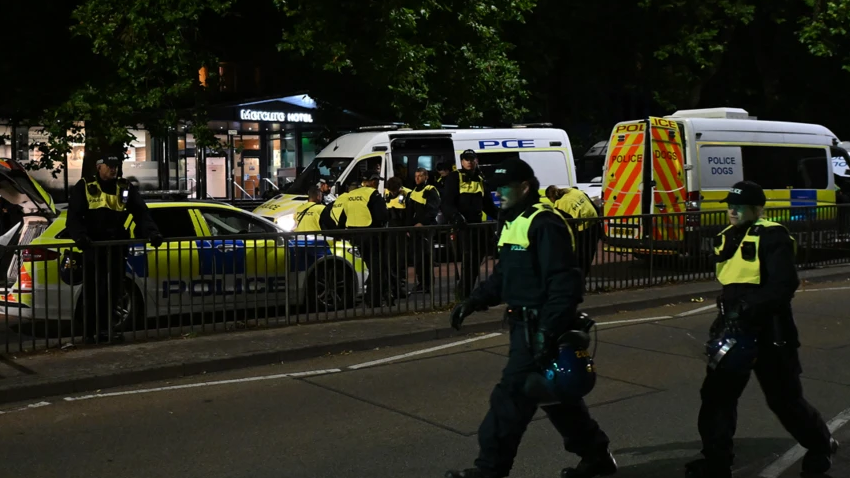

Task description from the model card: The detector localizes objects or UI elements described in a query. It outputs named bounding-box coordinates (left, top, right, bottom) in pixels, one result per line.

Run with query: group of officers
left=63, top=150, right=839, bottom=478
left=289, top=149, right=601, bottom=307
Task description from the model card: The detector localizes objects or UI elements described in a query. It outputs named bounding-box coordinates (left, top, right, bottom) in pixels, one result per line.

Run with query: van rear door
left=648, top=118, right=687, bottom=242
left=602, top=121, right=647, bottom=241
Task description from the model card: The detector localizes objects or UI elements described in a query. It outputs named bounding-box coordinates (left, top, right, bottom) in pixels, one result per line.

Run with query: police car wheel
left=306, top=261, right=354, bottom=312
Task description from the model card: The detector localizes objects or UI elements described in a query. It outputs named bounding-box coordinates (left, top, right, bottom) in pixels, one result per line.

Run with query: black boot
left=444, top=468, right=504, bottom=478
left=684, top=458, right=731, bottom=478
left=561, top=450, right=618, bottom=478
left=801, top=437, right=839, bottom=475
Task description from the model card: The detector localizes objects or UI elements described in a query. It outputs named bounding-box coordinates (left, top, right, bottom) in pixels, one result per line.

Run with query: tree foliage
left=275, top=0, right=536, bottom=127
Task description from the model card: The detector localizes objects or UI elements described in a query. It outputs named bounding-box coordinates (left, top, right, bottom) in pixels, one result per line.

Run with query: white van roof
left=316, top=128, right=570, bottom=158
left=664, top=107, right=837, bottom=143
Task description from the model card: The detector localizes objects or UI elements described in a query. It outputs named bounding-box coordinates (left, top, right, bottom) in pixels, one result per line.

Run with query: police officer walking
left=337, top=173, right=390, bottom=306
left=546, top=185, right=601, bottom=278
left=408, top=168, right=441, bottom=294
left=66, top=155, right=162, bottom=344
left=440, top=149, right=499, bottom=298
left=385, top=177, right=412, bottom=295
left=687, top=180, right=838, bottom=478
left=446, top=157, right=616, bottom=478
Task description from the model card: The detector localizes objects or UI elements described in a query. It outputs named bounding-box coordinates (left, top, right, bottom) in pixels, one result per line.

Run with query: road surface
left=1, top=280, right=849, bottom=478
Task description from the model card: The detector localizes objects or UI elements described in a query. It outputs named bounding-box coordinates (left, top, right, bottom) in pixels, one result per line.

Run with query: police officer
left=440, top=149, right=499, bottom=298
left=546, top=185, right=601, bottom=278
left=687, top=180, right=838, bottom=478
left=446, top=157, right=616, bottom=478
left=294, top=186, right=325, bottom=233
left=408, top=168, right=441, bottom=294
left=385, top=177, right=412, bottom=295
left=338, top=173, right=390, bottom=306
left=66, top=155, right=162, bottom=344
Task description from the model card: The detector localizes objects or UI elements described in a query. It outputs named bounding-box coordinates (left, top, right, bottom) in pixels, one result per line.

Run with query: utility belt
left=715, top=296, right=792, bottom=347
left=506, top=305, right=541, bottom=350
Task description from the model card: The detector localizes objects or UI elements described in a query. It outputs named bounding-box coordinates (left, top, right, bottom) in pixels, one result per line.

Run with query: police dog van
left=601, top=107, right=840, bottom=256
left=254, top=125, right=590, bottom=228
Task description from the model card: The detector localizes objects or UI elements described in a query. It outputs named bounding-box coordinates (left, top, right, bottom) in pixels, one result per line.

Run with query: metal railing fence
left=2, top=204, right=849, bottom=352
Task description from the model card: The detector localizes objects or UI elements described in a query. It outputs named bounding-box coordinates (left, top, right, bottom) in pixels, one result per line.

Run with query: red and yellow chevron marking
left=603, top=122, right=646, bottom=220
left=649, top=117, right=687, bottom=241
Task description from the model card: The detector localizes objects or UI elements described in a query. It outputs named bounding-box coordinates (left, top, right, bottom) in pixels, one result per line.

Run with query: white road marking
left=758, top=406, right=850, bottom=478
left=799, top=286, right=850, bottom=293
left=596, top=316, right=673, bottom=326
left=675, top=304, right=716, bottom=317
left=346, top=332, right=503, bottom=370
left=62, top=368, right=344, bottom=402
left=0, top=401, right=51, bottom=415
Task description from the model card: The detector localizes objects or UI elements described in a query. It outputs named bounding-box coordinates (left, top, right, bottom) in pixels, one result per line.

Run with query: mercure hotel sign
left=239, top=109, right=314, bottom=123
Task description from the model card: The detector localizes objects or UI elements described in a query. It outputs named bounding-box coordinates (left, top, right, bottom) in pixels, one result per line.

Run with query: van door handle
left=216, top=244, right=237, bottom=252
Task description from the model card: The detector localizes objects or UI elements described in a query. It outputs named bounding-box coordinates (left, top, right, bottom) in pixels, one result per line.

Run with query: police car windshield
left=285, top=157, right=352, bottom=195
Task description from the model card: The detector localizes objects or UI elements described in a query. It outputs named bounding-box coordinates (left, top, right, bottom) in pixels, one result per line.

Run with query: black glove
left=149, top=233, right=164, bottom=248
left=450, top=297, right=486, bottom=330
left=531, top=330, right=558, bottom=369
left=75, top=235, right=92, bottom=251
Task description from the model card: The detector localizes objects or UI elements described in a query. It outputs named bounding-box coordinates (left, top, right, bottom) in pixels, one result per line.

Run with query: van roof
left=317, top=128, right=569, bottom=159
left=677, top=117, right=837, bottom=140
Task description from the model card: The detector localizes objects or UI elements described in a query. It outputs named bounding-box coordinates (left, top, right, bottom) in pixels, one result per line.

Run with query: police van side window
left=740, top=146, right=829, bottom=190
left=477, top=151, right=570, bottom=185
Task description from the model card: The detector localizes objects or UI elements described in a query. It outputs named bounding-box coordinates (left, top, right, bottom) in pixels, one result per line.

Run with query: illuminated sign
left=239, top=109, right=313, bottom=123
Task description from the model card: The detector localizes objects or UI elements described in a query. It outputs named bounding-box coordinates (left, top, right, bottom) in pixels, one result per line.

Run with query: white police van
left=254, top=125, right=589, bottom=228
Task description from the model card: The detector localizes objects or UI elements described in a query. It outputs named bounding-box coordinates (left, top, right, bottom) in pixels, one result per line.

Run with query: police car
left=0, top=163, right=367, bottom=328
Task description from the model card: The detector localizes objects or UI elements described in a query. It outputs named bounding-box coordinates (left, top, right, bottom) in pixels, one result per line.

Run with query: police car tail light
left=21, top=248, right=60, bottom=262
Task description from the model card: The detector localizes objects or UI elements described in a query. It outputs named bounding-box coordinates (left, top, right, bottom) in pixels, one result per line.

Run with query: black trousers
left=81, top=245, right=126, bottom=338
left=697, top=345, right=832, bottom=465
left=453, top=226, right=485, bottom=299
left=412, top=231, right=434, bottom=291
left=575, top=225, right=600, bottom=278
left=475, top=322, right=610, bottom=475
left=357, top=234, right=389, bottom=306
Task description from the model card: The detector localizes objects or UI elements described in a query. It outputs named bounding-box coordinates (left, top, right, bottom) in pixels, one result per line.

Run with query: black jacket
left=440, top=169, right=499, bottom=224
left=470, top=193, right=584, bottom=336
left=716, top=221, right=800, bottom=347
left=409, top=184, right=441, bottom=226
left=66, top=177, right=160, bottom=242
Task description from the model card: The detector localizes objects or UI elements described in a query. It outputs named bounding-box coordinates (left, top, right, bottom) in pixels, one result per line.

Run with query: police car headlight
left=276, top=214, right=296, bottom=232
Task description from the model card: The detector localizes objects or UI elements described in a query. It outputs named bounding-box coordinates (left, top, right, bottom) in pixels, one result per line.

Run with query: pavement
left=1, top=276, right=850, bottom=477
left=0, top=263, right=848, bottom=407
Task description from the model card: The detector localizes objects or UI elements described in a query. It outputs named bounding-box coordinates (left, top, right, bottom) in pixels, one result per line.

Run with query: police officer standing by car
left=337, top=172, right=390, bottom=306
left=66, top=154, right=162, bottom=344
left=687, top=180, right=838, bottom=478
left=440, top=149, right=499, bottom=298
left=408, top=167, right=441, bottom=294
left=294, top=186, right=325, bottom=233
left=446, top=157, right=616, bottom=478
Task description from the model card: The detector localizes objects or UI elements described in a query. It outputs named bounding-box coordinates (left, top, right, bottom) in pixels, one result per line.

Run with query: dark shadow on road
left=612, top=437, right=797, bottom=478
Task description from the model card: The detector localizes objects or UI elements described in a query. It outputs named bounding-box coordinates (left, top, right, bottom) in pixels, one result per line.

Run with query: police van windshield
left=285, top=157, right=352, bottom=195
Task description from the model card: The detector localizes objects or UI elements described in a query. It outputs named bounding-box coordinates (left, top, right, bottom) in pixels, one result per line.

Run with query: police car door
left=194, top=207, right=286, bottom=313
left=126, top=207, right=206, bottom=319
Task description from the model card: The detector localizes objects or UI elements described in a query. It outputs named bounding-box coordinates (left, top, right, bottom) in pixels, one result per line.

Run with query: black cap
left=722, top=180, right=766, bottom=207
left=487, top=157, right=536, bottom=188
left=367, top=172, right=381, bottom=181
left=460, top=149, right=477, bottom=160
left=96, top=155, right=122, bottom=167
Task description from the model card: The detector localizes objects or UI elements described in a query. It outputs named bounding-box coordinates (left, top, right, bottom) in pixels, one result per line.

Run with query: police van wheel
left=71, top=279, right=146, bottom=335
left=306, top=261, right=355, bottom=312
